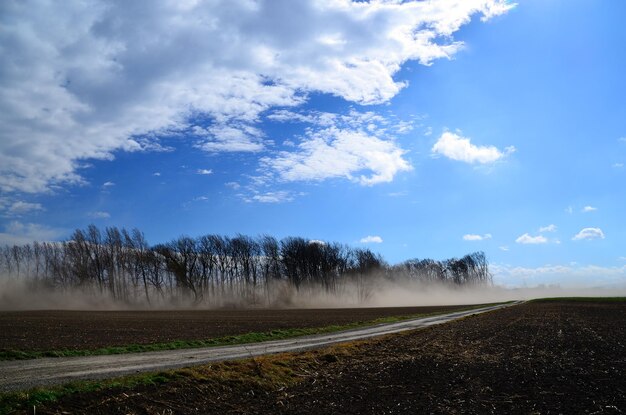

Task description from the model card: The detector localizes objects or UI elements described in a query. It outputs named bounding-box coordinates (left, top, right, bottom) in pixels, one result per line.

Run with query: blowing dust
left=1, top=274, right=624, bottom=311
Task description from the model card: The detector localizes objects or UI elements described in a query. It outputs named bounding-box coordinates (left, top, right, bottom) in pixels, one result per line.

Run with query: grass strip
left=0, top=303, right=504, bottom=361
left=0, top=336, right=376, bottom=415
left=0, top=369, right=183, bottom=414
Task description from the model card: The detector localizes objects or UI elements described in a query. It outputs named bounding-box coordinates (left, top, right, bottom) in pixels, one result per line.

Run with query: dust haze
left=1, top=274, right=624, bottom=311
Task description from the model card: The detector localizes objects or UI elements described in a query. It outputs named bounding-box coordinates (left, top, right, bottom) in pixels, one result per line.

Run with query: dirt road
left=0, top=302, right=517, bottom=392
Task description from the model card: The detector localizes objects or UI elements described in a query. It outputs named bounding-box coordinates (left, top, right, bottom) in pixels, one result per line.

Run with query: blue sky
left=1, top=0, right=625, bottom=287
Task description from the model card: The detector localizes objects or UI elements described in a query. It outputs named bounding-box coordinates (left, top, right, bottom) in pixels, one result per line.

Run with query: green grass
left=531, top=297, right=626, bottom=303
left=0, top=370, right=180, bottom=415
left=0, top=303, right=504, bottom=362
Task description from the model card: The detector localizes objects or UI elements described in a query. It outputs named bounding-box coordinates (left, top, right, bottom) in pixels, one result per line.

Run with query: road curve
left=0, top=302, right=521, bottom=392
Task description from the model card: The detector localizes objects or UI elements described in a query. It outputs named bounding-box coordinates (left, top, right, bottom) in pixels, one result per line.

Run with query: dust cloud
left=1, top=274, right=624, bottom=311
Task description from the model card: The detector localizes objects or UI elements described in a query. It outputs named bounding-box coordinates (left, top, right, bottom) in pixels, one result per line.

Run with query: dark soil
left=25, top=301, right=626, bottom=414
left=0, top=305, right=471, bottom=351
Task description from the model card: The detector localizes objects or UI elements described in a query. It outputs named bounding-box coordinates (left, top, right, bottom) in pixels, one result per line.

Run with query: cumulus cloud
left=582, top=206, right=597, bottom=212
left=0, top=0, right=514, bottom=194
left=539, top=224, right=557, bottom=232
left=263, top=127, right=411, bottom=186
left=261, top=109, right=412, bottom=186
left=463, top=233, right=492, bottom=241
left=515, top=233, right=548, bottom=244
left=572, top=228, right=605, bottom=241
left=432, top=132, right=515, bottom=164
left=360, top=235, right=383, bottom=244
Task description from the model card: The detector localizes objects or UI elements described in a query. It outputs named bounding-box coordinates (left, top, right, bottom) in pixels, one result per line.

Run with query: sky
left=1, top=0, right=625, bottom=288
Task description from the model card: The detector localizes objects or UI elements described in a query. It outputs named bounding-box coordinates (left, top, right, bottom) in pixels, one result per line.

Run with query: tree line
left=0, top=225, right=492, bottom=306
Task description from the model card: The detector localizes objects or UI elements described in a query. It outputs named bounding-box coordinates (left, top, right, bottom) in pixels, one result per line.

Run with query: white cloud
left=572, top=227, right=605, bottom=241
left=539, top=224, right=557, bottom=233
left=5, top=201, right=45, bottom=215
left=582, top=206, right=597, bottom=212
left=225, top=182, right=241, bottom=190
left=612, top=163, right=623, bottom=168
left=388, top=191, right=408, bottom=197
left=193, top=124, right=266, bottom=153
left=463, top=233, right=492, bottom=241
left=565, top=206, right=573, bottom=214
left=431, top=132, right=515, bottom=164
left=499, top=246, right=509, bottom=251
left=0, top=0, right=514, bottom=194
left=153, top=172, right=161, bottom=176
left=248, top=191, right=294, bottom=204
left=196, top=169, right=213, bottom=175
left=262, top=111, right=412, bottom=186
left=88, top=211, right=110, bottom=219
left=491, top=263, right=626, bottom=288
left=0, top=221, right=65, bottom=245
left=309, top=239, right=326, bottom=246
left=102, top=181, right=115, bottom=188
left=360, top=235, right=383, bottom=244
left=515, top=233, right=548, bottom=244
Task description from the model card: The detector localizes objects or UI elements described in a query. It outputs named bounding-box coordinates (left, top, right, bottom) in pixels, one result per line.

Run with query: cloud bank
left=0, top=0, right=515, bottom=195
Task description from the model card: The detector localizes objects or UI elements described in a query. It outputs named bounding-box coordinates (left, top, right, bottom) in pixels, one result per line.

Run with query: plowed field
left=28, top=300, right=626, bottom=414
left=0, top=305, right=472, bottom=352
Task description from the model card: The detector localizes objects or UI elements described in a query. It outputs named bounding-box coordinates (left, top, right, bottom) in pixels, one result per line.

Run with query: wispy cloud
left=196, top=169, right=213, bottom=175
left=360, top=235, right=383, bottom=244
left=0, top=221, right=64, bottom=245
left=572, top=227, right=605, bottom=241
left=582, top=205, right=597, bottom=212
left=247, top=191, right=294, bottom=204
left=88, top=211, right=110, bottom=219
left=463, top=233, right=492, bottom=241
left=539, top=224, right=557, bottom=232
left=432, top=132, right=515, bottom=164
left=515, top=233, right=548, bottom=244
left=4, top=201, right=45, bottom=216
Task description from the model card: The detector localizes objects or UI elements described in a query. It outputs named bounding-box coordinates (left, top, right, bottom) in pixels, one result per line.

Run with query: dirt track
left=0, top=305, right=474, bottom=351
left=0, top=303, right=514, bottom=392
left=26, top=300, right=626, bottom=414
